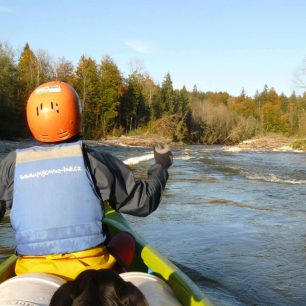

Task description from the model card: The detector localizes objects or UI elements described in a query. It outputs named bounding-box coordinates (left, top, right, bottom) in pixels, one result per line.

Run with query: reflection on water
left=0, top=141, right=306, bottom=305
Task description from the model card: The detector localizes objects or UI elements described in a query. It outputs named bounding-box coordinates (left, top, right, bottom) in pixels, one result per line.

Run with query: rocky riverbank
left=103, top=135, right=174, bottom=147
left=102, top=135, right=305, bottom=152
left=224, top=136, right=305, bottom=152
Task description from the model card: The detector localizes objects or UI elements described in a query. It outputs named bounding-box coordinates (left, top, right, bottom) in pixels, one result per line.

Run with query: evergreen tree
left=0, top=43, right=19, bottom=138
left=192, top=84, right=198, bottom=95
left=160, top=73, right=175, bottom=113
left=150, top=85, right=162, bottom=120
left=174, top=86, right=192, bottom=141
left=99, top=56, right=124, bottom=136
left=279, top=93, right=289, bottom=113
left=120, top=73, right=139, bottom=133
left=17, top=43, right=39, bottom=136
left=240, top=88, right=246, bottom=98
left=18, top=43, right=39, bottom=102
left=120, top=72, right=149, bottom=133
left=74, top=56, right=100, bottom=138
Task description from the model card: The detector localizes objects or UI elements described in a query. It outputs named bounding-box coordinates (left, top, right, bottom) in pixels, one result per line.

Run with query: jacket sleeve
left=85, top=148, right=169, bottom=217
left=0, top=151, right=16, bottom=220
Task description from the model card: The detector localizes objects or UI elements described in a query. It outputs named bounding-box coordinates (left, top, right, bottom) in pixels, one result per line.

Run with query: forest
left=1, top=42, right=306, bottom=144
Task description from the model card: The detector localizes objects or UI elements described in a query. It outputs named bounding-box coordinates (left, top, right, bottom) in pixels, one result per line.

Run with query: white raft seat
left=0, top=272, right=182, bottom=306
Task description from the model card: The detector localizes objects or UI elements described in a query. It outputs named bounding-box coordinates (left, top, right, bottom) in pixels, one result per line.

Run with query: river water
left=0, top=140, right=305, bottom=306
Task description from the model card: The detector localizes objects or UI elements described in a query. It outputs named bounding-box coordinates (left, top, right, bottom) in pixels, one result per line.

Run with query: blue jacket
left=11, top=141, right=105, bottom=255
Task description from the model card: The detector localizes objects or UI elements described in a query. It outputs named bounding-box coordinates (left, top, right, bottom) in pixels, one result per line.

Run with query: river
left=0, top=140, right=305, bottom=306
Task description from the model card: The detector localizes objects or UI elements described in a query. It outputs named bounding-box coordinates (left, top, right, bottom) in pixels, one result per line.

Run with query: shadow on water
left=173, top=261, right=253, bottom=306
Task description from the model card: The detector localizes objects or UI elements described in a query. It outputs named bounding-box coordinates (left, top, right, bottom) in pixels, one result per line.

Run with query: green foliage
left=99, top=56, right=124, bottom=136
left=172, top=86, right=192, bottom=142
left=18, top=43, right=39, bottom=102
left=120, top=71, right=150, bottom=133
left=1, top=41, right=306, bottom=144
left=74, top=56, right=100, bottom=138
left=160, top=73, right=175, bottom=113
left=150, top=85, right=162, bottom=120
left=291, top=139, right=306, bottom=150
left=262, top=102, right=283, bottom=133
left=0, top=43, right=20, bottom=138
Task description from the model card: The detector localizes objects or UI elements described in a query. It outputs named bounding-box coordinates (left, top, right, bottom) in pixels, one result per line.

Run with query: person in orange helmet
left=26, top=81, right=82, bottom=143
left=0, top=81, right=173, bottom=280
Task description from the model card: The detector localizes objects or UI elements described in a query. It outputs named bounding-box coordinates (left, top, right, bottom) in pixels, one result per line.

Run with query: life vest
left=11, top=141, right=105, bottom=256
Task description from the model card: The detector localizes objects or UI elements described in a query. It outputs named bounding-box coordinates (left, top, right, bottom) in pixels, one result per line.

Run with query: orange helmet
left=26, top=81, right=81, bottom=143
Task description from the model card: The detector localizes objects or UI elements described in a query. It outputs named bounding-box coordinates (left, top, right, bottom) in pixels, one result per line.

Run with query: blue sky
left=1, top=0, right=306, bottom=96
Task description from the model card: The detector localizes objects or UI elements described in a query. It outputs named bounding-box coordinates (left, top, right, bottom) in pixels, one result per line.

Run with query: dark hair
left=49, top=269, right=149, bottom=306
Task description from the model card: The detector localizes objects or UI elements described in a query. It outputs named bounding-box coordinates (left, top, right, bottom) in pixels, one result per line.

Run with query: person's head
left=49, top=269, right=149, bottom=306
left=26, top=81, right=81, bottom=143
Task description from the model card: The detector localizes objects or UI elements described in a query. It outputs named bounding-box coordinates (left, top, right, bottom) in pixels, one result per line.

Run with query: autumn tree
left=54, top=57, right=74, bottom=82
left=205, top=91, right=230, bottom=105
left=191, top=99, right=234, bottom=143
left=35, top=49, right=54, bottom=84
left=229, top=90, right=256, bottom=120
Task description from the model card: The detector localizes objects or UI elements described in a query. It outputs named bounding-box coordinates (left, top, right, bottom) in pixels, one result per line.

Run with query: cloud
left=125, top=40, right=151, bottom=54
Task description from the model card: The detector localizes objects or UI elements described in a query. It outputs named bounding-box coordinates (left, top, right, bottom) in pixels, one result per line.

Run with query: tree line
left=1, top=42, right=306, bottom=144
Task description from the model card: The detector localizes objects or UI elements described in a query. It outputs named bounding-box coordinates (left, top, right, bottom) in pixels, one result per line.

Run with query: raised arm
left=85, top=146, right=172, bottom=217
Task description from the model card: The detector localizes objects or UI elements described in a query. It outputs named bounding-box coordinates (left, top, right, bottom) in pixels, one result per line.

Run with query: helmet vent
left=58, top=130, right=69, bottom=138
left=50, top=101, right=59, bottom=113
left=36, top=104, right=44, bottom=116
left=40, top=134, right=49, bottom=140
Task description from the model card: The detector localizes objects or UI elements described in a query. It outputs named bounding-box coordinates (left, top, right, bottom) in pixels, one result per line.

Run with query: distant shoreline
left=0, top=136, right=305, bottom=152
left=102, top=135, right=174, bottom=147
left=224, top=137, right=305, bottom=153
left=102, top=135, right=305, bottom=152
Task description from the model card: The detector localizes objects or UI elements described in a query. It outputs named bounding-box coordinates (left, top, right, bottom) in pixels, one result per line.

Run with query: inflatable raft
left=0, top=206, right=213, bottom=306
